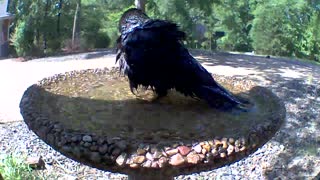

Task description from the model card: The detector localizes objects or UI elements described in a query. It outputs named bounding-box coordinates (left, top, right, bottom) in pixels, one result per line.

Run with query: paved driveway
left=0, top=51, right=319, bottom=123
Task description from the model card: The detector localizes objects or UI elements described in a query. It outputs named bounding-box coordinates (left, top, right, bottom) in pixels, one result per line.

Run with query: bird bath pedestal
left=20, top=68, right=285, bottom=179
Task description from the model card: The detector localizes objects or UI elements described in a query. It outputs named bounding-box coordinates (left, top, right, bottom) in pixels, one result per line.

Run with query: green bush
left=11, top=20, right=35, bottom=57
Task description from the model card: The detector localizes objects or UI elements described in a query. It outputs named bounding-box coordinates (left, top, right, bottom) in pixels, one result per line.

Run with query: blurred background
left=3, top=0, right=320, bottom=62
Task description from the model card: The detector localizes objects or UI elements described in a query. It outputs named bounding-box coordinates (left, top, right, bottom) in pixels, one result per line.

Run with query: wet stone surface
left=19, top=67, right=286, bottom=176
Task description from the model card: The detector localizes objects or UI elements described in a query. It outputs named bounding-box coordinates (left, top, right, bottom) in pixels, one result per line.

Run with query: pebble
left=25, top=156, right=45, bottom=169
left=90, top=145, right=98, bottom=151
left=116, top=153, right=127, bottom=166
left=142, top=160, right=152, bottom=168
left=153, top=150, right=163, bottom=159
left=146, top=152, right=153, bottom=161
left=116, top=140, right=127, bottom=151
left=222, top=141, right=228, bottom=149
left=132, top=156, right=146, bottom=164
left=166, top=149, right=179, bottom=156
left=187, top=153, right=200, bottom=164
left=194, top=144, right=202, bottom=153
left=202, top=144, right=211, bottom=153
left=177, top=146, right=191, bottom=156
left=211, top=149, right=219, bottom=157
left=169, top=154, right=185, bottom=166
left=151, top=162, right=159, bottom=168
left=158, top=157, right=168, bottom=168
left=111, top=148, right=121, bottom=157
left=82, top=135, right=92, bottom=142
left=83, top=142, right=91, bottom=147
left=98, top=145, right=109, bottom=154
left=129, top=163, right=139, bottom=168
left=220, top=153, right=227, bottom=158
left=229, top=138, right=235, bottom=144
left=137, top=148, right=147, bottom=155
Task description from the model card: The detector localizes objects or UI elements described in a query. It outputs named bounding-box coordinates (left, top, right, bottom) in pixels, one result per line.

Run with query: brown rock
left=214, top=139, right=222, bottom=146
left=169, top=154, right=185, bottom=166
left=142, top=160, right=152, bottom=168
left=211, top=149, right=219, bottom=157
left=153, top=151, right=163, bottom=159
left=137, top=148, right=147, bottom=155
left=228, top=138, right=235, bottom=144
left=26, top=156, right=45, bottom=169
left=165, top=149, right=179, bottom=156
left=177, top=146, right=191, bottom=156
left=158, top=157, right=168, bottom=168
left=220, top=152, right=227, bottom=158
left=222, top=141, right=228, bottom=149
left=201, top=148, right=207, bottom=155
left=198, top=154, right=205, bottom=161
left=202, top=144, right=211, bottom=153
left=235, top=146, right=240, bottom=152
left=130, top=163, right=139, bottom=168
left=227, top=145, right=235, bottom=156
left=186, top=154, right=200, bottom=164
left=132, top=156, right=146, bottom=164
left=151, top=162, right=159, bottom=168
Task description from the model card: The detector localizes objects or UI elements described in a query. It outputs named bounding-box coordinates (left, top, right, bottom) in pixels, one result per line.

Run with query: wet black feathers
left=116, top=8, right=241, bottom=109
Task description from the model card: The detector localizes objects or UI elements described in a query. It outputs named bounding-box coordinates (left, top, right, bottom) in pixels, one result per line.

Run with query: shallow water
left=38, top=70, right=282, bottom=144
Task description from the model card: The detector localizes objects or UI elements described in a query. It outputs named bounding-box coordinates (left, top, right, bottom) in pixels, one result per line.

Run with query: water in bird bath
left=20, top=68, right=285, bottom=177
left=35, top=68, right=280, bottom=145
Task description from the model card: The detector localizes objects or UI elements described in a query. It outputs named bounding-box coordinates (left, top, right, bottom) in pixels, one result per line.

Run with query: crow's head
left=119, top=8, right=150, bottom=35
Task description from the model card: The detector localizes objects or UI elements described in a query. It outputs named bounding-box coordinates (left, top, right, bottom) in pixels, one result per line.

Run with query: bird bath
left=20, top=68, right=285, bottom=179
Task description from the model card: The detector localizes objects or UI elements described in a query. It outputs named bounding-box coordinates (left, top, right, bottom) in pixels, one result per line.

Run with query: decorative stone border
left=20, top=68, right=286, bottom=178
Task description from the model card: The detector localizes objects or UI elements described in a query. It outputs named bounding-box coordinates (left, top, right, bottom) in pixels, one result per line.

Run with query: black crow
left=116, top=8, right=241, bottom=110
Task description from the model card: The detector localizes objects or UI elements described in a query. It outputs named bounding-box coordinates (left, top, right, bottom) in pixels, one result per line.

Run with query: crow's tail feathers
left=194, top=85, right=242, bottom=110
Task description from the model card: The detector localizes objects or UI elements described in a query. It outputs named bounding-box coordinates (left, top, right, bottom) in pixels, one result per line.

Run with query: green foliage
left=215, top=0, right=255, bottom=52
left=0, top=154, right=36, bottom=180
left=6, top=0, right=320, bottom=61
left=11, top=20, right=36, bottom=56
left=250, top=0, right=317, bottom=59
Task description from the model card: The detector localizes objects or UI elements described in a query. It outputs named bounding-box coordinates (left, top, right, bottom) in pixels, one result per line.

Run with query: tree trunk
left=135, top=0, right=147, bottom=12
left=43, top=0, right=49, bottom=53
left=72, top=0, right=81, bottom=50
left=57, top=0, right=63, bottom=35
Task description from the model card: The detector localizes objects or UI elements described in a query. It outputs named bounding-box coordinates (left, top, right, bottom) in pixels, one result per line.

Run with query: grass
left=0, top=154, right=41, bottom=180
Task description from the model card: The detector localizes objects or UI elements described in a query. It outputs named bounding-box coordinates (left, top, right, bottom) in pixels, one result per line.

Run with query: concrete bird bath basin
left=20, top=68, right=285, bottom=179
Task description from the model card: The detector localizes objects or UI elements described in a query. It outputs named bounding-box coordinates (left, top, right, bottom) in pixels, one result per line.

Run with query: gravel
left=1, top=51, right=320, bottom=179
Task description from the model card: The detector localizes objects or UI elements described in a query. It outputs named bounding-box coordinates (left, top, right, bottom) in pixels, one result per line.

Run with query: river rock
left=83, top=135, right=92, bottom=142
left=194, top=144, right=202, bottom=153
left=169, top=154, right=185, bottom=166
left=166, top=149, right=179, bottom=156
left=98, top=144, right=108, bottom=154
left=177, top=146, right=191, bottom=156
left=187, top=153, right=200, bottom=164
left=116, top=153, right=127, bottom=166
left=132, top=156, right=146, bottom=164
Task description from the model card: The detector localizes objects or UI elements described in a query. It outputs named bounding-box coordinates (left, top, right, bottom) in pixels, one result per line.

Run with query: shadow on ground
left=194, top=51, right=320, bottom=179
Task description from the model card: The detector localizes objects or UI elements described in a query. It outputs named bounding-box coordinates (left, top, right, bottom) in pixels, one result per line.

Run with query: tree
left=135, top=0, right=147, bottom=12
left=72, top=0, right=81, bottom=50
left=251, top=0, right=310, bottom=57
